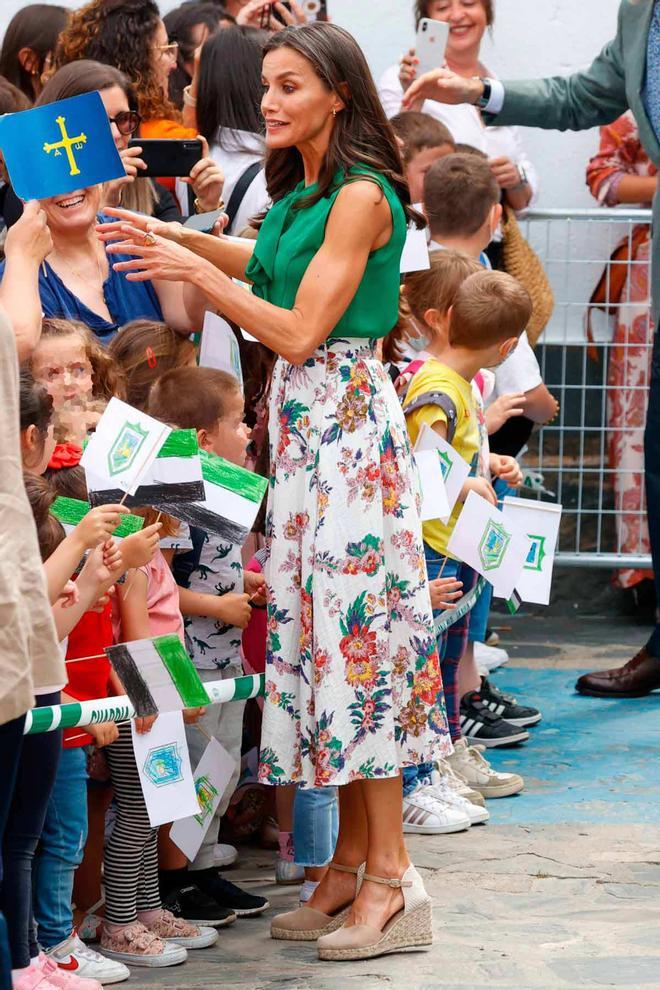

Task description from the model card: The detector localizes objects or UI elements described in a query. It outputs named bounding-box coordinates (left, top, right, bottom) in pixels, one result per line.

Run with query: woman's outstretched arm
left=106, top=181, right=393, bottom=364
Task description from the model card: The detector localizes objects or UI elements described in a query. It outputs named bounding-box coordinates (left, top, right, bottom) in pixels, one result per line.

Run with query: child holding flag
left=147, top=366, right=270, bottom=923
left=400, top=265, right=532, bottom=829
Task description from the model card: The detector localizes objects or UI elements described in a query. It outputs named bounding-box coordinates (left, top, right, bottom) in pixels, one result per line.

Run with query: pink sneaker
left=145, top=910, right=218, bottom=949
left=38, top=955, right=102, bottom=990
left=11, top=964, right=58, bottom=990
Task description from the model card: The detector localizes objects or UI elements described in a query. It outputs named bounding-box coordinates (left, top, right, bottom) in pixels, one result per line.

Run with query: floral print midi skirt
left=258, top=338, right=450, bottom=788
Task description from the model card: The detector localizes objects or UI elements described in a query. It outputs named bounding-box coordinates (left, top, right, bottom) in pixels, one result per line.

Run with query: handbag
left=500, top=205, right=555, bottom=347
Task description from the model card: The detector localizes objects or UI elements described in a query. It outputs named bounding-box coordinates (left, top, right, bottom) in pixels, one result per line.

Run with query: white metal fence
left=520, top=207, right=653, bottom=570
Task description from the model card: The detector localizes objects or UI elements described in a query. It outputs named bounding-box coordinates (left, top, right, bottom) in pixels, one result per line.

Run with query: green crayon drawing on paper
left=108, top=420, right=148, bottom=476
left=144, top=743, right=183, bottom=787
left=437, top=449, right=453, bottom=481
left=524, top=534, right=547, bottom=572
left=193, top=774, right=220, bottom=826
left=478, top=519, right=511, bottom=571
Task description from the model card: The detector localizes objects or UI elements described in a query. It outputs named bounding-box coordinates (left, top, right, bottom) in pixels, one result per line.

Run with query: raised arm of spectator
left=0, top=201, right=52, bottom=360
left=403, top=8, right=628, bottom=132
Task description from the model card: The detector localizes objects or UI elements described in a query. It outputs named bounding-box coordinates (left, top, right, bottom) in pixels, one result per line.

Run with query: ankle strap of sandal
left=362, top=872, right=412, bottom=888
left=328, top=862, right=360, bottom=875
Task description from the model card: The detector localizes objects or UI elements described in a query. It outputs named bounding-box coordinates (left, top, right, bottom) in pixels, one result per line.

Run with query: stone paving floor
left=133, top=605, right=660, bottom=989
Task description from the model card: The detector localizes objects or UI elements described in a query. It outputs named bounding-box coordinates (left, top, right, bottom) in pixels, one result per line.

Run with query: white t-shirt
left=211, top=129, right=270, bottom=235
left=378, top=63, right=539, bottom=208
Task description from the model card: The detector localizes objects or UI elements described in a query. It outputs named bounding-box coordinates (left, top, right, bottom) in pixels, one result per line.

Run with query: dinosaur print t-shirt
left=171, top=525, right=244, bottom=671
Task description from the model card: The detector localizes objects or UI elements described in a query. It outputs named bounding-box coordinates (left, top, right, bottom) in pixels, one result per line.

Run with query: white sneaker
left=424, top=771, right=489, bottom=826
left=402, top=783, right=471, bottom=835
left=447, top=737, right=524, bottom=798
left=475, top=641, right=510, bottom=675
left=47, top=933, right=130, bottom=985
left=212, top=843, right=238, bottom=867
left=436, top=758, right=487, bottom=808
left=276, top=859, right=305, bottom=885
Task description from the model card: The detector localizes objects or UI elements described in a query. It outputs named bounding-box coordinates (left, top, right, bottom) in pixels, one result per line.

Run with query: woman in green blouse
left=101, top=22, right=450, bottom=962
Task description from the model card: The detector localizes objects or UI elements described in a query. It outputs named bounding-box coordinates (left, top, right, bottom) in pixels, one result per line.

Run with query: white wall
left=1, top=0, right=622, bottom=209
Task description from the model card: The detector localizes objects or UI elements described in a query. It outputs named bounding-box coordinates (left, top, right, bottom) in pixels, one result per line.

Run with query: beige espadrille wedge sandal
left=316, top=864, right=433, bottom=961
left=270, top=863, right=364, bottom=941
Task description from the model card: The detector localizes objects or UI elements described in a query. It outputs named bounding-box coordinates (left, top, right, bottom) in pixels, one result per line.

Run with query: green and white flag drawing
left=106, top=633, right=211, bottom=717
left=51, top=496, right=145, bottom=539
left=414, top=422, right=471, bottom=517
left=159, top=449, right=268, bottom=546
left=87, top=429, right=205, bottom=508
left=502, top=497, right=562, bottom=606
left=447, top=490, right=530, bottom=600
left=81, top=397, right=171, bottom=496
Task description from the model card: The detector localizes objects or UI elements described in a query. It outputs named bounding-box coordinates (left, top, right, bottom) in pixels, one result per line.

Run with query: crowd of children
left=0, top=3, right=564, bottom=987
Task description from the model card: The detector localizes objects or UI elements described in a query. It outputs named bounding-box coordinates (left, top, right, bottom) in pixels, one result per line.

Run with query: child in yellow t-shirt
left=399, top=262, right=531, bottom=804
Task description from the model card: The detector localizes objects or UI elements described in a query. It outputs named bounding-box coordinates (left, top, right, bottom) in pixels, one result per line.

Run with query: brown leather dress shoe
left=575, top=647, right=660, bottom=698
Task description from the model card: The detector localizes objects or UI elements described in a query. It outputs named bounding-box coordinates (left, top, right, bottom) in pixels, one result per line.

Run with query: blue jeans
left=1, top=693, right=62, bottom=968
left=293, top=787, right=338, bottom=867
left=33, top=746, right=88, bottom=949
left=402, top=551, right=462, bottom=797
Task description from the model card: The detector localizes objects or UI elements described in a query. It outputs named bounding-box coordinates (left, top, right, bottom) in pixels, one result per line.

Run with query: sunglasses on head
left=108, top=110, right=141, bottom=136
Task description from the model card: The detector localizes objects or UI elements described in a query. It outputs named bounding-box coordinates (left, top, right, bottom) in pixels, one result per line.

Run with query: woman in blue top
left=99, top=23, right=449, bottom=961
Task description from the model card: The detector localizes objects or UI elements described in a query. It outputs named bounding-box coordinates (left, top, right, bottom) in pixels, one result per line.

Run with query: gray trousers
left=186, top=664, right=245, bottom=871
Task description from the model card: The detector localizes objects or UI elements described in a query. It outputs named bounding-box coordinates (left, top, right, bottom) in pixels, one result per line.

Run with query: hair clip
left=146, top=347, right=157, bottom=369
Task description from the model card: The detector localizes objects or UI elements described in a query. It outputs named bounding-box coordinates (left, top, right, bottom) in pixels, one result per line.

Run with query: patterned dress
left=587, top=112, right=656, bottom=589
left=247, top=168, right=450, bottom=788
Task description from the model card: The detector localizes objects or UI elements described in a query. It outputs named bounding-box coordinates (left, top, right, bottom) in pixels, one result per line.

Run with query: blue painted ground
left=481, top=667, right=660, bottom=825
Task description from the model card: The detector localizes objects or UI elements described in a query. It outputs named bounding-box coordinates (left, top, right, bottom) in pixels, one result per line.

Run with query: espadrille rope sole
left=317, top=899, right=433, bottom=961
left=271, top=906, right=351, bottom=942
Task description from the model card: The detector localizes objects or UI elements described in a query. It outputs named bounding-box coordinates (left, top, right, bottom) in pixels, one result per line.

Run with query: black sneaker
left=193, top=870, right=270, bottom=917
left=480, top=676, right=542, bottom=727
left=162, top=883, right=237, bottom=928
left=460, top=692, right=530, bottom=748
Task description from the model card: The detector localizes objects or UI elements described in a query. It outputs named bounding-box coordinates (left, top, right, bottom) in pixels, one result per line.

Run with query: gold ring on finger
left=143, top=230, right=157, bottom=246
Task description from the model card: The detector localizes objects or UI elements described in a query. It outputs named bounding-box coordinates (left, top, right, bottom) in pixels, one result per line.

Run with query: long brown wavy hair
left=261, top=23, right=420, bottom=226
left=55, top=0, right=180, bottom=123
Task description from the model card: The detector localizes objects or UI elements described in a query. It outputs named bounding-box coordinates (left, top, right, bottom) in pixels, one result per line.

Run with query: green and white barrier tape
left=24, top=673, right=265, bottom=735
left=434, top=576, right=485, bottom=635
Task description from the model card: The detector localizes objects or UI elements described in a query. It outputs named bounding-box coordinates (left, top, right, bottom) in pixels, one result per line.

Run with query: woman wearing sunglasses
left=1, top=59, right=214, bottom=346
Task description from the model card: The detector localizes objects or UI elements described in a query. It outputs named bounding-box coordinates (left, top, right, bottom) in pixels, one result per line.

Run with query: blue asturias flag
left=0, top=91, right=125, bottom=201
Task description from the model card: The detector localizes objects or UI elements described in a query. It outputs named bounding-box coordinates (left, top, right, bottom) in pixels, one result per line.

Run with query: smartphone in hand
left=415, top=18, right=449, bottom=77
left=128, top=138, right=202, bottom=178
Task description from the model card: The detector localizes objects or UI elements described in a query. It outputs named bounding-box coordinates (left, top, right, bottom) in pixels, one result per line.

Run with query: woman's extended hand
left=106, top=225, right=209, bottom=284
left=181, top=136, right=225, bottom=213
left=97, top=208, right=184, bottom=247
left=4, top=200, right=53, bottom=267
left=402, top=66, right=483, bottom=110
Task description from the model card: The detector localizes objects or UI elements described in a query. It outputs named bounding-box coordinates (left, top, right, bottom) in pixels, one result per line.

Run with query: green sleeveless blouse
left=245, top=165, right=407, bottom=340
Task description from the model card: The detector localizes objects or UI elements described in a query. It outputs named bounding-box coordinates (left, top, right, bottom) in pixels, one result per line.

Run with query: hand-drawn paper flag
left=51, top=496, right=145, bottom=539
left=87, top=429, right=205, bottom=508
left=106, top=634, right=211, bottom=717
left=81, top=397, right=171, bottom=497
left=159, top=449, right=268, bottom=546
left=170, top=737, right=237, bottom=860
left=0, top=91, right=125, bottom=201
left=502, top=497, right=562, bottom=606
left=447, top=490, right=530, bottom=600
left=414, top=423, right=471, bottom=517
left=413, top=449, right=450, bottom=522
left=199, top=312, right=244, bottom=390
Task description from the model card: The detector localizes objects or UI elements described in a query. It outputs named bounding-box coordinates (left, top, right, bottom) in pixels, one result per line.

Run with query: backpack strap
left=403, top=390, right=459, bottom=445
left=225, top=160, right=263, bottom=231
